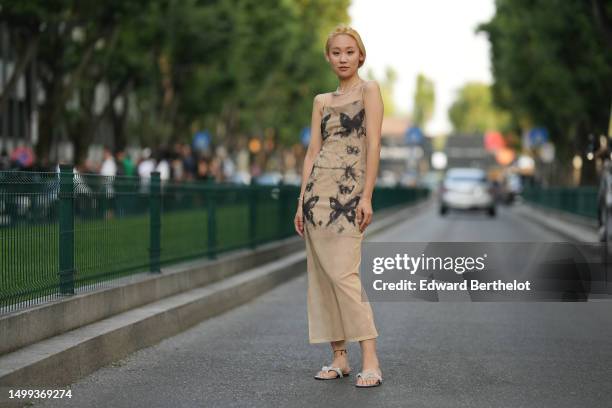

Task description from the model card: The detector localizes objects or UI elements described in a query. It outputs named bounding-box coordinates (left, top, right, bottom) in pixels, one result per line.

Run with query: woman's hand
left=356, top=197, right=373, bottom=232
left=294, top=204, right=304, bottom=237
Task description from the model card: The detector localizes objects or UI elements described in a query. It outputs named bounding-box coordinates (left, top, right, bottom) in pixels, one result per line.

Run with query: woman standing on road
left=294, top=24, right=384, bottom=388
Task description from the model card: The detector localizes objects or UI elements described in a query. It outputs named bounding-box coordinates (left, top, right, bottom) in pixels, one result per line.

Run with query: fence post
left=149, top=172, right=161, bottom=273
left=207, top=188, right=217, bottom=259
left=278, top=186, right=288, bottom=238
left=58, top=164, right=75, bottom=295
left=248, top=185, right=257, bottom=248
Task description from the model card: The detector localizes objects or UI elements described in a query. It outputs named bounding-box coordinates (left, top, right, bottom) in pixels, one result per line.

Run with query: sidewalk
left=512, top=198, right=598, bottom=243
left=511, top=199, right=611, bottom=300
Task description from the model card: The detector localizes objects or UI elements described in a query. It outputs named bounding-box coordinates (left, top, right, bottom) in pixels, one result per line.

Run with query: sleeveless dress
left=303, top=80, right=379, bottom=343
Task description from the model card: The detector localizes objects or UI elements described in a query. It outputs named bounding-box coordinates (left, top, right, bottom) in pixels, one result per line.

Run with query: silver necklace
left=333, top=79, right=364, bottom=96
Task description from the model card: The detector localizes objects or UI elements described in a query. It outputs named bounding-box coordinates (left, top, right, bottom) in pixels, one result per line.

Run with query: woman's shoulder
left=313, top=92, right=332, bottom=113
left=362, top=79, right=381, bottom=93
left=314, top=92, right=332, bottom=103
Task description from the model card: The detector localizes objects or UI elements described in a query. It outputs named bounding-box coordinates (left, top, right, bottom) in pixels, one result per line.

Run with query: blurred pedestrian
left=209, top=156, right=223, bottom=182
left=117, top=149, right=135, bottom=177
left=0, top=148, right=10, bottom=170
left=137, top=147, right=156, bottom=194
left=137, top=148, right=156, bottom=179
left=100, top=146, right=117, bottom=177
left=155, top=148, right=171, bottom=181
left=99, top=146, right=117, bottom=219
left=10, top=144, right=35, bottom=170
left=182, top=144, right=197, bottom=181
left=196, top=156, right=213, bottom=182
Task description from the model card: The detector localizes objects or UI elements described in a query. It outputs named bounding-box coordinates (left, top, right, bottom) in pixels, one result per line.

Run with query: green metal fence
left=0, top=167, right=429, bottom=314
left=521, top=186, right=598, bottom=220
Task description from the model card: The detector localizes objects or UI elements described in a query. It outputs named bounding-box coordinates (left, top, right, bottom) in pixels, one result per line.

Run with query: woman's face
left=326, top=34, right=363, bottom=79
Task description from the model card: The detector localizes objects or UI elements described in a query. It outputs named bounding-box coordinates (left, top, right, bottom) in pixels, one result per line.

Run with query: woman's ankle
left=361, top=355, right=379, bottom=367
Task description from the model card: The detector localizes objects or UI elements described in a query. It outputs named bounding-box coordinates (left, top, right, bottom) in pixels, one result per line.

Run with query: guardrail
left=0, top=166, right=429, bottom=314
left=521, top=186, right=597, bottom=220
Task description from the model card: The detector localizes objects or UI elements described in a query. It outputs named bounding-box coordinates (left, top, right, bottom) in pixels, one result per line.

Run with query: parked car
left=439, top=167, right=496, bottom=217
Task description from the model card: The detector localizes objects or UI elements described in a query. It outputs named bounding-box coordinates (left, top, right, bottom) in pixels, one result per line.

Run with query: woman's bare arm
left=298, top=93, right=325, bottom=202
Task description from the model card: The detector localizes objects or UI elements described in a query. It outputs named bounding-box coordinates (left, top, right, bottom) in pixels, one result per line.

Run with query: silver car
left=439, top=167, right=496, bottom=217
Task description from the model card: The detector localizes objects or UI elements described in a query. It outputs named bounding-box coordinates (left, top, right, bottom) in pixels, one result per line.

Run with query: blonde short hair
left=325, top=24, right=366, bottom=68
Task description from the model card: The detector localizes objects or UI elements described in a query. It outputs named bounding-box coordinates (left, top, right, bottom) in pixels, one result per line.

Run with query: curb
left=513, top=200, right=598, bottom=243
left=0, top=252, right=305, bottom=397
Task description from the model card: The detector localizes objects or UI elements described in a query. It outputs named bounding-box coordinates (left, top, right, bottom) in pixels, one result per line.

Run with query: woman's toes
left=320, top=370, right=336, bottom=379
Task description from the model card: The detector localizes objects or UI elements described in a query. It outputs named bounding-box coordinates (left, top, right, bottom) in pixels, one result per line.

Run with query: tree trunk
left=112, top=94, right=128, bottom=151
left=0, top=34, right=39, bottom=114
left=35, top=79, right=62, bottom=163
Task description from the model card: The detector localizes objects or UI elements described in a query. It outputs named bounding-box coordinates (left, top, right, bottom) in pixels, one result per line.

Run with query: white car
left=439, top=167, right=496, bottom=217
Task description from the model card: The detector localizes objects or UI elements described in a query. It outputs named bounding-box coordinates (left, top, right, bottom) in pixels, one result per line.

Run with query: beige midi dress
left=303, top=81, right=379, bottom=344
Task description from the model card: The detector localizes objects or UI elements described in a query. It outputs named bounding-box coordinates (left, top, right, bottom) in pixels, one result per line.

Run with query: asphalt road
left=34, top=203, right=612, bottom=408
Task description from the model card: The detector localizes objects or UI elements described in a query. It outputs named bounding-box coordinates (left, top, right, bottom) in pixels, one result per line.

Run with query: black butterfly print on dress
left=326, top=195, right=361, bottom=226
left=338, top=184, right=355, bottom=195
left=342, top=161, right=359, bottom=182
left=334, top=109, right=365, bottom=138
left=302, top=195, right=319, bottom=227
left=346, top=145, right=360, bottom=155
left=321, top=113, right=331, bottom=141
left=305, top=181, right=314, bottom=192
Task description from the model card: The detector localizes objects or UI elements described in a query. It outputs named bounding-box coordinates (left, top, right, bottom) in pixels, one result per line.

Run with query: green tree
left=1, top=0, right=352, bottom=163
left=366, top=67, right=396, bottom=116
left=412, top=73, right=435, bottom=129
left=1, top=0, right=161, bottom=163
left=448, top=82, right=511, bottom=134
left=478, top=0, right=612, bottom=184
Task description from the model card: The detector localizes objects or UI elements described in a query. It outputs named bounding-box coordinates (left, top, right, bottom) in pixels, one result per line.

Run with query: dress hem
left=309, top=333, right=379, bottom=344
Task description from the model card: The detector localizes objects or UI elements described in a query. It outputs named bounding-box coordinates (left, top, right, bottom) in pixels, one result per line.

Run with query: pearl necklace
left=333, top=79, right=364, bottom=96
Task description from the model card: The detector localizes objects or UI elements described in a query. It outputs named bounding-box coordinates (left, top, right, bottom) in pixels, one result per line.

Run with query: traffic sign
left=528, top=127, right=549, bottom=146
left=193, top=130, right=211, bottom=151
left=405, top=126, right=424, bottom=145
left=300, top=127, right=311, bottom=146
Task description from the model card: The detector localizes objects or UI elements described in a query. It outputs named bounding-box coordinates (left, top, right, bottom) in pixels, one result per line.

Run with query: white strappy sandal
left=355, top=368, right=383, bottom=388
left=313, top=349, right=351, bottom=380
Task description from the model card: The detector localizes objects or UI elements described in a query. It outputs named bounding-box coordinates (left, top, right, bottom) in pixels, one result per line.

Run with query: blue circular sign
left=405, top=126, right=424, bottom=145
left=528, top=127, right=549, bottom=146
left=193, top=130, right=211, bottom=151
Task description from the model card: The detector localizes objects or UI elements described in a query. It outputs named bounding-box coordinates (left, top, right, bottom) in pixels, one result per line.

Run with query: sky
left=349, top=0, right=496, bottom=136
